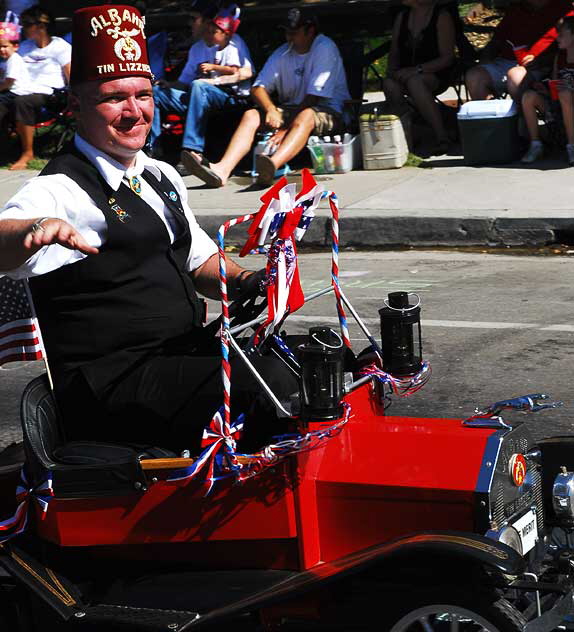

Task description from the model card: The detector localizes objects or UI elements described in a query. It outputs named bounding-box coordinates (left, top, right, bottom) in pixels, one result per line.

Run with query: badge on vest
left=169, top=191, right=178, bottom=202
left=127, top=175, right=142, bottom=196
left=108, top=197, right=131, bottom=223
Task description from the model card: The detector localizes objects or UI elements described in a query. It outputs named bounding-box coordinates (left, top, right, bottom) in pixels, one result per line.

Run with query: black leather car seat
left=20, top=374, right=177, bottom=496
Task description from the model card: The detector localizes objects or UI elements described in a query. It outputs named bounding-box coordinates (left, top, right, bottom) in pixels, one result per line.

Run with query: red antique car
left=0, top=175, right=573, bottom=631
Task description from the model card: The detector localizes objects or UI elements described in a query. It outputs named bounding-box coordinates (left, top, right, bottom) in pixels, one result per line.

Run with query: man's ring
left=30, top=217, right=50, bottom=234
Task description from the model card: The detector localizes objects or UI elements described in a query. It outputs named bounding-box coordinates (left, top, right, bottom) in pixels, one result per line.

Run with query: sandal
left=180, top=150, right=223, bottom=188
left=255, top=154, right=276, bottom=186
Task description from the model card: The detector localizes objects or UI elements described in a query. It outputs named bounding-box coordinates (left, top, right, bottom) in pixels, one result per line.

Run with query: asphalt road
left=1, top=250, right=574, bottom=451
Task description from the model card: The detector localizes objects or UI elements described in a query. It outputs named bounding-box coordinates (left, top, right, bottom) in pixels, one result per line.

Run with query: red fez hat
left=70, top=5, right=152, bottom=84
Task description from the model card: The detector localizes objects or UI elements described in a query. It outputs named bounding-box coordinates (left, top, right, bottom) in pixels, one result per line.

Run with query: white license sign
left=513, top=509, right=538, bottom=555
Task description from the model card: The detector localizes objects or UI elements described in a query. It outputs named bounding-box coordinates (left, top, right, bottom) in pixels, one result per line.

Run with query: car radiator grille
left=490, top=426, right=544, bottom=532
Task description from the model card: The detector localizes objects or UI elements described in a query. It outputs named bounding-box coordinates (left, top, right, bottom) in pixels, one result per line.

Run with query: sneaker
left=521, top=142, right=544, bottom=164
left=567, top=144, right=574, bottom=165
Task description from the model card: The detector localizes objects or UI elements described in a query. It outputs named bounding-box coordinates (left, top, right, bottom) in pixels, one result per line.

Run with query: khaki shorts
left=261, top=105, right=344, bottom=136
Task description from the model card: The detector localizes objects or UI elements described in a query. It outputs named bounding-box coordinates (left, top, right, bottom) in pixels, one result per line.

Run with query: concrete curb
left=197, top=214, right=574, bottom=248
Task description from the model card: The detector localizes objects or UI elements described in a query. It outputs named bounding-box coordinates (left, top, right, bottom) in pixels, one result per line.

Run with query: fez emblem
left=111, top=29, right=142, bottom=62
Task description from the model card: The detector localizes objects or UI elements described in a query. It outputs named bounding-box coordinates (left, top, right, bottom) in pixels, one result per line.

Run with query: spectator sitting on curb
left=521, top=16, right=574, bottom=164
left=148, top=4, right=253, bottom=161
left=465, top=0, right=573, bottom=101
left=186, top=7, right=350, bottom=188
left=0, top=17, right=33, bottom=129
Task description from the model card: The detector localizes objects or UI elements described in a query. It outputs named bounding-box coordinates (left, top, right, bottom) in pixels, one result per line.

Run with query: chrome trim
left=338, top=288, right=383, bottom=362
left=227, top=334, right=291, bottom=417
left=345, top=375, right=373, bottom=393
left=552, top=469, right=574, bottom=522
left=463, top=416, right=511, bottom=429
left=523, top=572, right=541, bottom=617
left=475, top=429, right=510, bottom=495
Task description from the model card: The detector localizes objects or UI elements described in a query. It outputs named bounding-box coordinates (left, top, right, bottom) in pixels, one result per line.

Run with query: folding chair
left=34, top=89, right=76, bottom=156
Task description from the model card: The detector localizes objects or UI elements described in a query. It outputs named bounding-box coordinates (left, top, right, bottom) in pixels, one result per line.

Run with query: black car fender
left=183, top=531, right=526, bottom=629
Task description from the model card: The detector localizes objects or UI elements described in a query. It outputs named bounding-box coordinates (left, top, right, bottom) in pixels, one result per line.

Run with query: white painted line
left=422, top=320, right=538, bottom=330
left=339, top=270, right=371, bottom=277
left=287, top=315, right=572, bottom=332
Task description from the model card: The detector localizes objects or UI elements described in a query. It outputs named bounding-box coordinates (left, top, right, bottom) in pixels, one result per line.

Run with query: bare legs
left=466, top=64, right=528, bottom=101
left=268, top=108, right=315, bottom=169
left=383, top=73, right=448, bottom=145
left=465, top=65, right=494, bottom=100
left=209, top=107, right=317, bottom=186
left=9, top=122, right=35, bottom=170
left=521, top=89, right=545, bottom=142
left=505, top=66, right=528, bottom=101
left=209, top=108, right=260, bottom=186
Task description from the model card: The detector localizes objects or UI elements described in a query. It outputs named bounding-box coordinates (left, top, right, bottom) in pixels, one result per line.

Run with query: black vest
left=29, top=148, right=204, bottom=397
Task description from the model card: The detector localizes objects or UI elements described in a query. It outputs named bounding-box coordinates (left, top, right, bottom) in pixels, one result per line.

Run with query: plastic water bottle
left=333, top=135, right=344, bottom=172
left=310, top=136, right=325, bottom=174
left=323, top=136, right=336, bottom=172
left=252, top=132, right=272, bottom=178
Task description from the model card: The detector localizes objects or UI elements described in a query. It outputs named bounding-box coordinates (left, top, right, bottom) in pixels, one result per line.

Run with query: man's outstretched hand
left=23, top=218, right=99, bottom=255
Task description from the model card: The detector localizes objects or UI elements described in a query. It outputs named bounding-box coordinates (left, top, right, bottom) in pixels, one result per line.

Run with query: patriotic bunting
left=0, top=468, right=54, bottom=543
left=359, top=361, right=432, bottom=397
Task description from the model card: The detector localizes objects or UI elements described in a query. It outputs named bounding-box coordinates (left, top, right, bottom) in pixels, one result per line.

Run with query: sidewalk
left=1, top=92, right=573, bottom=248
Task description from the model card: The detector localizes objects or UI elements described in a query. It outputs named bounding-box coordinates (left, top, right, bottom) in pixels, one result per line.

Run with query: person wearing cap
left=189, top=7, right=350, bottom=188
left=0, top=4, right=296, bottom=453
left=0, top=16, right=33, bottom=128
left=9, top=6, right=71, bottom=170
left=149, top=4, right=253, bottom=163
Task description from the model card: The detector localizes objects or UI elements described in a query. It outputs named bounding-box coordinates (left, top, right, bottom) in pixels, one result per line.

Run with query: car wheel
left=386, top=590, right=526, bottom=632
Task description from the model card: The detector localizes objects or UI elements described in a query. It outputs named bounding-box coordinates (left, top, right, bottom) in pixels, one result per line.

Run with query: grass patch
left=26, top=157, right=49, bottom=170
left=0, top=119, right=75, bottom=169
left=405, top=152, right=424, bottom=167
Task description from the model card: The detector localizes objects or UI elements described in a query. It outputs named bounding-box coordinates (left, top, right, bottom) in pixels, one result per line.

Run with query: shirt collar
left=74, top=134, right=162, bottom=192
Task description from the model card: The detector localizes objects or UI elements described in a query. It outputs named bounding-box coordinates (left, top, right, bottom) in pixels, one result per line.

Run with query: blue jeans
left=150, top=80, right=245, bottom=153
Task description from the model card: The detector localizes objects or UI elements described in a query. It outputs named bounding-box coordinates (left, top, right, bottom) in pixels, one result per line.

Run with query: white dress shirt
left=0, top=134, right=218, bottom=279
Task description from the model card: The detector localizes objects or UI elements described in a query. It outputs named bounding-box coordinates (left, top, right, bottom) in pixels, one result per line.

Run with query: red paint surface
left=35, top=383, right=495, bottom=570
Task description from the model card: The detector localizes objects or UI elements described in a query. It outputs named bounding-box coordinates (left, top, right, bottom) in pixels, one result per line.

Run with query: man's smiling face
left=71, top=76, right=154, bottom=167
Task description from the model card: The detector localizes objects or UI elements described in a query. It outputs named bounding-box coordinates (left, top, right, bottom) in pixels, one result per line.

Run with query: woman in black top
left=383, top=0, right=456, bottom=153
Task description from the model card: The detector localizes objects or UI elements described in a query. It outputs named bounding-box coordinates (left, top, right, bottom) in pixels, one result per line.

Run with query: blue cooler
left=457, top=100, right=520, bottom=165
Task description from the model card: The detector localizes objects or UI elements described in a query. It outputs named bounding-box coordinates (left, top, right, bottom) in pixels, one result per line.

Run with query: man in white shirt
left=0, top=4, right=292, bottom=454
left=149, top=5, right=253, bottom=164
left=188, top=7, right=350, bottom=188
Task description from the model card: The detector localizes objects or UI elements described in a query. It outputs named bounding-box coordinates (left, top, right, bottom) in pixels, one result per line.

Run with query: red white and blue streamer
left=0, top=467, right=54, bottom=543
left=217, top=211, right=255, bottom=430
left=327, top=191, right=351, bottom=349
left=359, top=361, right=432, bottom=397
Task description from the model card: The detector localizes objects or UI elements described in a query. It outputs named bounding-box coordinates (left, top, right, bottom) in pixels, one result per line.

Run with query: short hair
left=19, top=6, right=52, bottom=27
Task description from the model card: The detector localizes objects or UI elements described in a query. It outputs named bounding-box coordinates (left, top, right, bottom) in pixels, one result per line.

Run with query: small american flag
left=0, top=276, right=44, bottom=366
